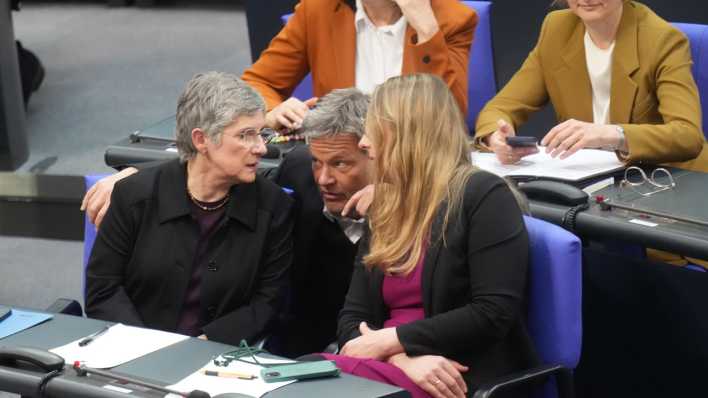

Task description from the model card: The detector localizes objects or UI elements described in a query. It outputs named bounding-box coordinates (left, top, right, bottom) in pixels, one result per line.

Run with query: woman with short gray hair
left=85, top=72, right=294, bottom=345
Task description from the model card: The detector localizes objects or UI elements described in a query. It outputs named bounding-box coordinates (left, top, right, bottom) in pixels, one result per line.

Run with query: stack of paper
left=472, top=147, right=624, bottom=182
left=166, top=355, right=296, bottom=398
left=50, top=323, right=188, bottom=368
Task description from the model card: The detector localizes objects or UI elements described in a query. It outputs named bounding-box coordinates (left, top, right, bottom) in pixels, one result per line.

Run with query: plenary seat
left=473, top=216, right=582, bottom=398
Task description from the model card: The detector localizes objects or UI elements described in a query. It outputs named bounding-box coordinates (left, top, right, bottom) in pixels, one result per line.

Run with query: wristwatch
left=614, top=125, right=626, bottom=151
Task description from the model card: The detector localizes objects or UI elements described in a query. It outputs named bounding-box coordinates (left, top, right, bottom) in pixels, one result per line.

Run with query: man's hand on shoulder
left=81, top=167, right=138, bottom=228
left=265, top=97, right=318, bottom=130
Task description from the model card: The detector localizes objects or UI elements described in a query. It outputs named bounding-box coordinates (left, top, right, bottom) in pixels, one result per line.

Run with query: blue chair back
left=524, top=216, right=582, bottom=397
left=282, top=1, right=497, bottom=134
left=83, top=175, right=108, bottom=298
left=673, top=22, right=708, bottom=138
left=461, top=1, right=496, bottom=134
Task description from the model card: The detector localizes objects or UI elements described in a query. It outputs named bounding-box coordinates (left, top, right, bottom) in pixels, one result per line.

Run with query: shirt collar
left=322, top=205, right=366, bottom=244
left=355, top=0, right=406, bottom=34
left=157, top=159, right=258, bottom=231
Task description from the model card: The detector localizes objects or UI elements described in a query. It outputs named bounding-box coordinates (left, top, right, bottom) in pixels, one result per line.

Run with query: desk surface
left=0, top=313, right=408, bottom=398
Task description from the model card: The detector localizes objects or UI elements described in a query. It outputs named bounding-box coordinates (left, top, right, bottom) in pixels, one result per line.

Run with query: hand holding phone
left=506, top=136, right=538, bottom=147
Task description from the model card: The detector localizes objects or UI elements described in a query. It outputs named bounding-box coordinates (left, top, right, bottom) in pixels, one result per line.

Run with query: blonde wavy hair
left=364, top=74, right=476, bottom=275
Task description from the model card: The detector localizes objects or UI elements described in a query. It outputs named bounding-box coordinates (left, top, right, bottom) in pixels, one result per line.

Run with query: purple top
left=322, top=251, right=430, bottom=398
left=383, top=252, right=426, bottom=328
left=175, top=198, right=226, bottom=336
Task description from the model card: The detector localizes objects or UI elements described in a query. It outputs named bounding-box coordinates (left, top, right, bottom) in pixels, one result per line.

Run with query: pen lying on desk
left=203, top=369, right=257, bottom=380
left=78, top=325, right=111, bottom=347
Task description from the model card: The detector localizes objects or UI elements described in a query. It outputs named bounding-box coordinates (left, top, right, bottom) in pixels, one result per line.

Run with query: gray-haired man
left=266, top=88, right=372, bottom=357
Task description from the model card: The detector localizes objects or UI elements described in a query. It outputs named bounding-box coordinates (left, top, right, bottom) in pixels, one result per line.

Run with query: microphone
left=73, top=362, right=210, bottom=398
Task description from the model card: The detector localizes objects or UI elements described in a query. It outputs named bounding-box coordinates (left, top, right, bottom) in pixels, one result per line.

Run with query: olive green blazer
left=475, top=1, right=708, bottom=171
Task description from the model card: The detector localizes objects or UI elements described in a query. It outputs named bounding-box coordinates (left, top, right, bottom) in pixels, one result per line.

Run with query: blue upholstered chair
left=673, top=22, right=708, bottom=139
left=282, top=1, right=496, bottom=134
left=43, top=174, right=108, bottom=316
left=83, top=174, right=108, bottom=299
left=461, top=1, right=496, bottom=132
left=473, top=216, right=582, bottom=398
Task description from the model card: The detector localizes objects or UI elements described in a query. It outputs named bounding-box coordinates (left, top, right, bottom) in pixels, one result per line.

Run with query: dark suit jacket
left=85, top=159, right=294, bottom=345
left=268, top=146, right=357, bottom=357
left=338, top=171, right=538, bottom=389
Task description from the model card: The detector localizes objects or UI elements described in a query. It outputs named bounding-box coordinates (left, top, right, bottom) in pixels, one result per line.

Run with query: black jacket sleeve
left=85, top=178, right=145, bottom=326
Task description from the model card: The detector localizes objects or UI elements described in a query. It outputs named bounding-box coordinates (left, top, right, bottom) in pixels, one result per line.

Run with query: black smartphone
left=506, top=136, right=538, bottom=147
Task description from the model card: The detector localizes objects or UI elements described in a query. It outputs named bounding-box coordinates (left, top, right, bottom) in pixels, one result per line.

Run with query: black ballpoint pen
left=78, top=325, right=111, bottom=347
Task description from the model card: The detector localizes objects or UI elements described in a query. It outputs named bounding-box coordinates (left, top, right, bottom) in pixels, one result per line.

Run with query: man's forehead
left=309, top=134, right=361, bottom=156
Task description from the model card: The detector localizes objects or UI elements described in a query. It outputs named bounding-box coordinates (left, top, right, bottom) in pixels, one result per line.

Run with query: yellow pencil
left=202, top=369, right=257, bottom=380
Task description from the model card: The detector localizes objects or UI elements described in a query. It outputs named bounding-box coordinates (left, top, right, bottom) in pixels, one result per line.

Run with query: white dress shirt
left=584, top=31, right=616, bottom=125
left=354, top=0, right=408, bottom=94
left=323, top=206, right=366, bottom=244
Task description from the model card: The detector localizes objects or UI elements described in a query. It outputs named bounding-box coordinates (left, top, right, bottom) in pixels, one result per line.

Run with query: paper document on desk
left=50, top=323, right=188, bottom=368
left=472, top=147, right=623, bottom=182
left=0, top=309, right=53, bottom=339
left=166, top=355, right=295, bottom=398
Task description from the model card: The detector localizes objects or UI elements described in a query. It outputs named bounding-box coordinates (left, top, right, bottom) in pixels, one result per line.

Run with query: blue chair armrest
left=472, top=364, right=575, bottom=398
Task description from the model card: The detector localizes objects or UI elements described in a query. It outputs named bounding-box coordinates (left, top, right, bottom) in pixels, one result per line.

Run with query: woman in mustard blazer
left=474, top=0, right=707, bottom=172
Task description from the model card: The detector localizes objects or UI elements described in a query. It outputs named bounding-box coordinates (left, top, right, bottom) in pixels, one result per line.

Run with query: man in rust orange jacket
left=242, top=0, right=477, bottom=130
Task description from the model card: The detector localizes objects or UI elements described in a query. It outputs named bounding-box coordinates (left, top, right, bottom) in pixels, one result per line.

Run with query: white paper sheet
left=165, top=355, right=295, bottom=398
left=251, top=355, right=296, bottom=365
left=472, top=147, right=623, bottom=182
left=50, top=323, right=188, bottom=368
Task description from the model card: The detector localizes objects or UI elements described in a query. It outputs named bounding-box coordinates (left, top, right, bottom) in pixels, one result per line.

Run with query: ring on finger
left=432, top=378, right=441, bottom=385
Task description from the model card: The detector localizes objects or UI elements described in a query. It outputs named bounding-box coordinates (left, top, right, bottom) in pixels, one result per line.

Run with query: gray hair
left=301, top=88, right=369, bottom=140
left=175, top=71, right=266, bottom=161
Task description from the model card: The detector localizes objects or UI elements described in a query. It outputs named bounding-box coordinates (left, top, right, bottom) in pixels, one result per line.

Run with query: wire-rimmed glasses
left=619, top=166, right=676, bottom=197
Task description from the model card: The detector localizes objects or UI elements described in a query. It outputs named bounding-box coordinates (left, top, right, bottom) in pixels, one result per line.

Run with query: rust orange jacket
left=241, top=0, right=477, bottom=113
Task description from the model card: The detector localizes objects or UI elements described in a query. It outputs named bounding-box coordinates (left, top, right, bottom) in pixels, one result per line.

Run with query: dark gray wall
left=245, top=0, right=708, bottom=135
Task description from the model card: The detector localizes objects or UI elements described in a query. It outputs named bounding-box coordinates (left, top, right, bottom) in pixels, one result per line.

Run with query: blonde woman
left=317, top=74, right=537, bottom=398
left=475, top=0, right=706, bottom=267
left=475, top=0, right=706, bottom=169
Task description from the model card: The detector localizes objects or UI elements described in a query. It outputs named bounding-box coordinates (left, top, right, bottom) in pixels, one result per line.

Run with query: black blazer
left=338, top=171, right=538, bottom=390
left=268, top=146, right=358, bottom=357
left=85, top=159, right=294, bottom=345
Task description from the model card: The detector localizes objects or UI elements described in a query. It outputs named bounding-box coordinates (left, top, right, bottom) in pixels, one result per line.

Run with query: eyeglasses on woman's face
left=227, top=127, right=278, bottom=147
